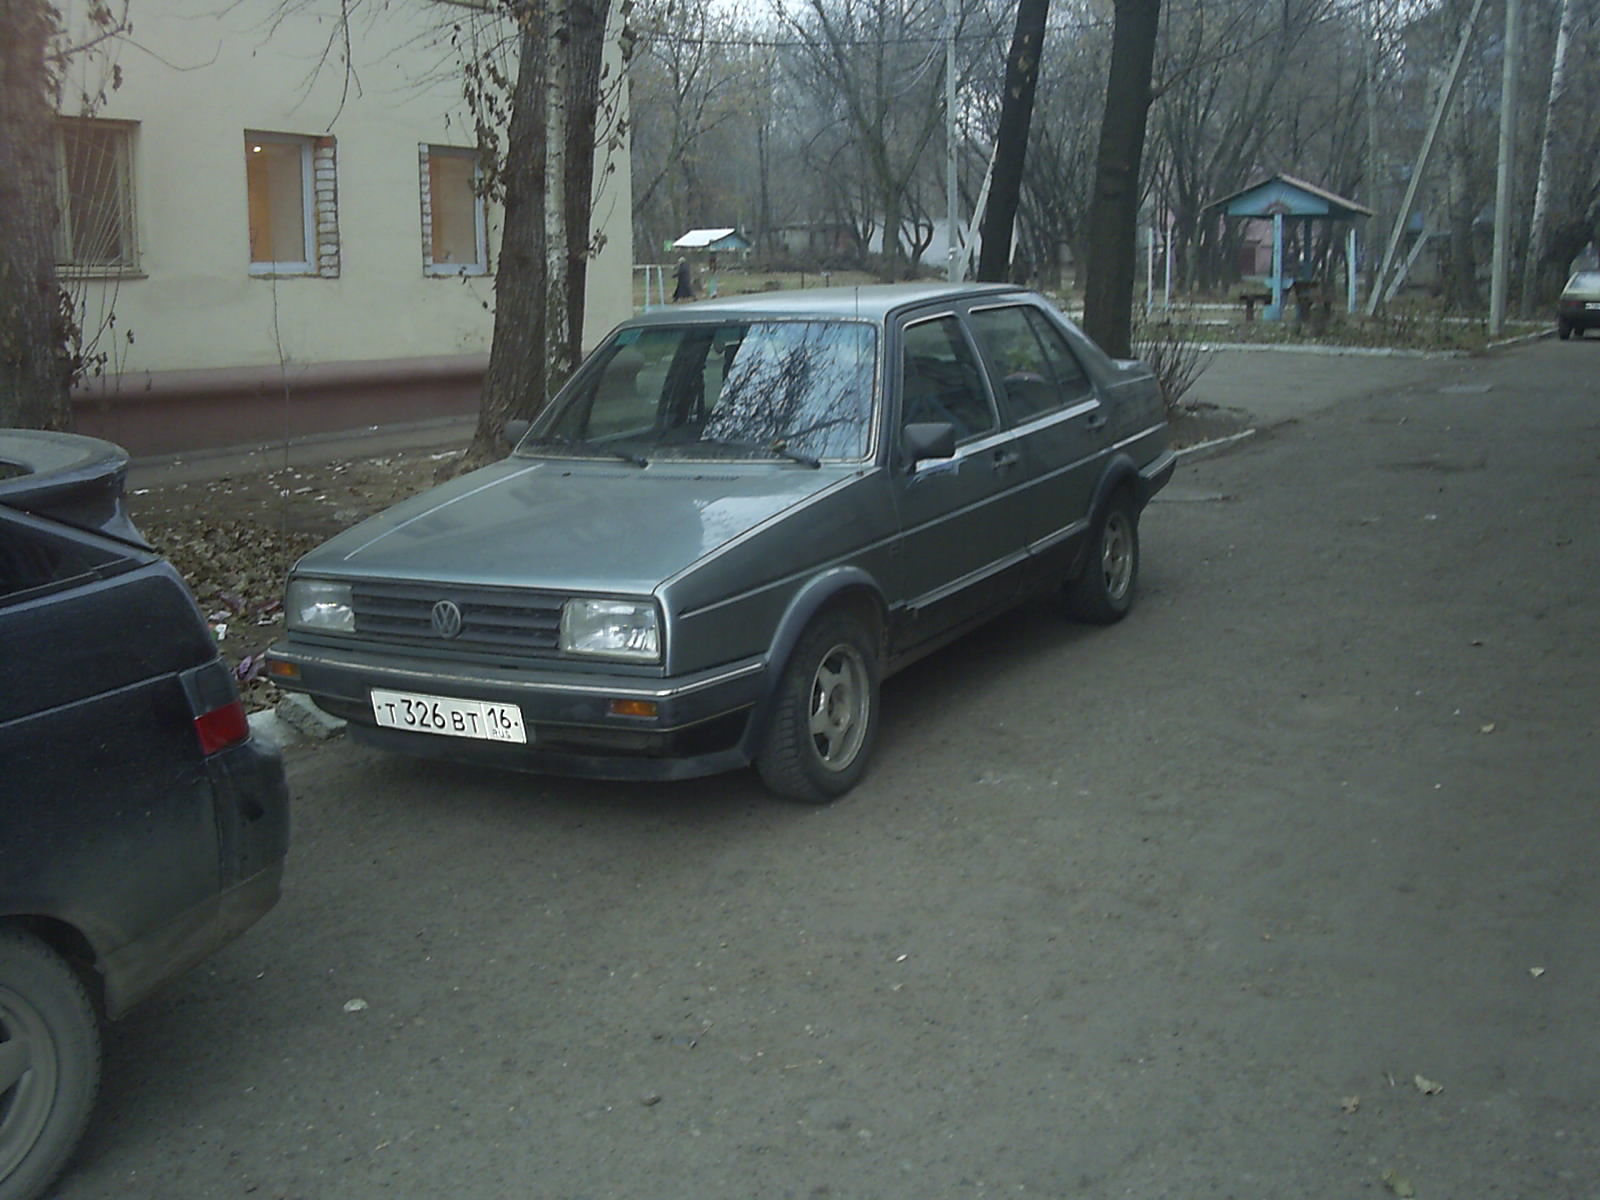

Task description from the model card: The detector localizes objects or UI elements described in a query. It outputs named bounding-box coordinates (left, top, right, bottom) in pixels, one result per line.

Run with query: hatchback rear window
left=0, top=511, right=124, bottom=603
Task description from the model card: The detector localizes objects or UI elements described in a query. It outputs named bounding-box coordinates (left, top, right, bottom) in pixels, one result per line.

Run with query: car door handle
left=992, top=449, right=1022, bottom=471
left=1085, top=410, right=1108, bottom=431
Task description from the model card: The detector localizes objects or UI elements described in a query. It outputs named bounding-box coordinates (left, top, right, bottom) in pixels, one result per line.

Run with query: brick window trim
left=246, top=131, right=339, bottom=279
left=312, top=136, right=340, bottom=278
left=418, top=143, right=489, bottom=278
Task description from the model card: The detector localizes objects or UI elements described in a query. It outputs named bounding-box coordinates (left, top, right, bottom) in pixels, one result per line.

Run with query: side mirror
left=902, top=421, right=956, bottom=469
left=503, top=419, right=531, bottom=449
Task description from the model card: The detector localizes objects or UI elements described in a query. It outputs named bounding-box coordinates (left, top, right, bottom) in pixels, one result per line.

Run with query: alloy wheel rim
left=808, top=642, right=870, bottom=771
left=1102, top=513, right=1133, bottom=600
left=0, top=988, right=56, bottom=1180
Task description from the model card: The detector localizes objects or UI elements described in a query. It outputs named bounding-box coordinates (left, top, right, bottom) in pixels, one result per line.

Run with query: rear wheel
left=1065, top=492, right=1140, bottom=625
left=756, top=610, right=880, bottom=804
left=1558, top=320, right=1572, bottom=340
left=0, top=930, right=100, bottom=1200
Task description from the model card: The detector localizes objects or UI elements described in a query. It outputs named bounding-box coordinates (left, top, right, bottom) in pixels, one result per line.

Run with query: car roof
left=623, top=282, right=1032, bottom=326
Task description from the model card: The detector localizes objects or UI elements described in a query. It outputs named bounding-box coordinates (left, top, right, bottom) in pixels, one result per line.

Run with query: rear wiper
left=698, top=437, right=821, bottom=469
left=526, top=436, right=647, bottom=468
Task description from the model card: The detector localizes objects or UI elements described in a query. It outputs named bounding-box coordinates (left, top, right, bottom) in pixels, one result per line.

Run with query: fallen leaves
left=1413, top=1074, right=1444, bottom=1096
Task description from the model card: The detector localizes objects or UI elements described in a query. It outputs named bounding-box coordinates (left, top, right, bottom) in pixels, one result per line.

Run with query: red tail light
left=194, top=700, right=250, bottom=755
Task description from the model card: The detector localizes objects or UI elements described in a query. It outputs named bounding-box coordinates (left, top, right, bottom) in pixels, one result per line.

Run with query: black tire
left=1065, top=491, right=1140, bottom=625
left=1558, top=320, right=1572, bottom=340
left=756, top=610, right=881, bottom=804
left=0, top=930, right=100, bottom=1200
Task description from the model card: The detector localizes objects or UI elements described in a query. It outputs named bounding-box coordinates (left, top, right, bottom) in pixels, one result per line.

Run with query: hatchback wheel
left=1558, top=320, right=1572, bottom=340
left=0, top=930, right=100, bottom=1200
left=757, top=610, right=880, bottom=803
left=1066, top=492, right=1140, bottom=624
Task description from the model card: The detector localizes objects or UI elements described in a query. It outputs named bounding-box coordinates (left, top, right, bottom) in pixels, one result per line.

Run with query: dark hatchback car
left=1557, top=270, right=1600, bottom=339
left=1, top=431, right=290, bottom=1200
left=268, top=283, right=1175, bottom=802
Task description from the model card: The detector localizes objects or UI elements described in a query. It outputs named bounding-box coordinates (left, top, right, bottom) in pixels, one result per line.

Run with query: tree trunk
left=0, top=0, right=74, bottom=431
left=472, top=17, right=548, bottom=459
left=544, top=0, right=572, bottom=394
left=1520, top=0, right=1574, bottom=316
left=1082, top=0, right=1161, bottom=360
left=563, top=0, right=611, bottom=370
left=977, top=0, right=1049, bottom=283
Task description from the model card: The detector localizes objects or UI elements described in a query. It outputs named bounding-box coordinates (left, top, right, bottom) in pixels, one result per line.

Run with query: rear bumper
left=1558, top=301, right=1600, bottom=329
left=267, top=640, right=770, bottom=781
left=1138, top=448, right=1177, bottom=505
left=100, top=860, right=284, bottom=1019
left=101, top=735, right=289, bottom=1019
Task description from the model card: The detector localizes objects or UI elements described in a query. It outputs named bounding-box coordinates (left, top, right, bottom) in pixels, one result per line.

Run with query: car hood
left=295, top=455, right=857, bottom=594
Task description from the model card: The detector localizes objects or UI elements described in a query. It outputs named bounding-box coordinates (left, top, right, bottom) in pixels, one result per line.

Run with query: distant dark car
left=1557, top=271, right=1600, bottom=339
left=268, top=283, right=1174, bottom=802
left=1, top=431, right=290, bottom=1200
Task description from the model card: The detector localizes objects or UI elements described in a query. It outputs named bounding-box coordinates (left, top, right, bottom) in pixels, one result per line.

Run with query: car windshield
left=526, top=320, right=878, bottom=462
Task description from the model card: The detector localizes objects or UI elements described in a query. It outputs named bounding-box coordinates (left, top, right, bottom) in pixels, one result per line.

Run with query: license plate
left=370, top=689, right=527, bottom=744
left=1588, top=302, right=1600, bottom=311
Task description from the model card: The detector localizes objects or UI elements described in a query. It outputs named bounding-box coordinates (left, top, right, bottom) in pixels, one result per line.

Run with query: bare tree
left=1083, top=0, right=1161, bottom=359
left=0, top=0, right=74, bottom=430
left=780, top=0, right=977, bottom=282
left=1521, top=0, right=1578, bottom=314
left=453, top=0, right=619, bottom=460
left=976, top=0, right=1048, bottom=282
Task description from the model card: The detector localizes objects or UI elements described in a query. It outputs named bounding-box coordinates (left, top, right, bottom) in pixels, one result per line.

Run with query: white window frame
left=246, top=132, right=316, bottom=276
left=55, top=118, right=139, bottom=277
left=421, top=145, right=489, bottom=277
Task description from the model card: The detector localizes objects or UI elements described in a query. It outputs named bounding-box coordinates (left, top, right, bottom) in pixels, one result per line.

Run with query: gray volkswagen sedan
left=267, top=284, right=1174, bottom=802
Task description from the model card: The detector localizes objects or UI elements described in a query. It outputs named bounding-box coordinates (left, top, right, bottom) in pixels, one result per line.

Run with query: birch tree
left=1520, top=0, right=1577, bottom=314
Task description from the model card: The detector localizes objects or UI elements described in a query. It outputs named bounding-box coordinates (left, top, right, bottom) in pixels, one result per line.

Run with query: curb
left=1176, top=429, right=1257, bottom=462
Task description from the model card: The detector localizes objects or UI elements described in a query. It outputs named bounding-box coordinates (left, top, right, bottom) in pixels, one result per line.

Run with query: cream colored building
left=55, top=0, right=632, bottom=454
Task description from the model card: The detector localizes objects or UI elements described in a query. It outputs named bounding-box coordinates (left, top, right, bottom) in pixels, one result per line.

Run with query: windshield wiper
left=698, top=437, right=821, bottom=468
left=525, top=436, right=647, bottom=468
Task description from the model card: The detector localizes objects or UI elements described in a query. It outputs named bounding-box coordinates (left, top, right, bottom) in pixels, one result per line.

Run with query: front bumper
left=266, top=640, right=770, bottom=781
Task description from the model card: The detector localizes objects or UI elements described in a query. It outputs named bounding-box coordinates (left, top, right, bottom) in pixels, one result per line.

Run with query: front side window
left=900, top=315, right=996, bottom=442
left=56, top=119, right=137, bottom=272
left=529, top=321, right=878, bottom=462
left=422, top=146, right=488, bottom=275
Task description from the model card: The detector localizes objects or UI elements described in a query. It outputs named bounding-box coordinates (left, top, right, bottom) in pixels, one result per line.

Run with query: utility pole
left=1489, top=0, right=1520, bottom=336
left=946, top=0, right=960, bottom=282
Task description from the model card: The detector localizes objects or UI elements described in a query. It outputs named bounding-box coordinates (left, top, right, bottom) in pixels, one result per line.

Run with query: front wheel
left=1065, top=492, right=1140, bottom=624
left=0, top=930, right=101, bottom=1200
left=756, top=610, right=881, bottom=804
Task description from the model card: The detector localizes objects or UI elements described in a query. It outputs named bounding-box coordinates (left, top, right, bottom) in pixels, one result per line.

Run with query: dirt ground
left=127, top=407, right=1247, bottom=710
left=57, top=338, right=1600, bottom=1200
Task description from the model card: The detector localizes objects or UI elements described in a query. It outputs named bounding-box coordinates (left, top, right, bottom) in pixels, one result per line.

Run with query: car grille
left=351, top=582, right=565, bottom=655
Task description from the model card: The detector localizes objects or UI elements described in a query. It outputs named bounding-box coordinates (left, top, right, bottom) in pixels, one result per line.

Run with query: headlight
left=560, top=598, right=660, bottom=661
left=286, top=578, right=356, bottom=634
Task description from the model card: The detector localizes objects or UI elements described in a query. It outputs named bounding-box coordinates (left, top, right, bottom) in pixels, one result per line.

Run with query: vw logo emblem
left=430, top=599, right=463, bottom=639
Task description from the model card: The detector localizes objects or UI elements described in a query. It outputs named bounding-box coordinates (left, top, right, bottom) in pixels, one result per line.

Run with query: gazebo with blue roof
left=1205, top=174, right=1372, bottom=321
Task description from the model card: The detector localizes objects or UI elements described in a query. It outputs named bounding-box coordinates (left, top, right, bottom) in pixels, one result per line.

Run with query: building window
left=420, top=145, right=487, bottom=275
left=56, top=119, right=138, bottom=274
left=246, top=132, right=339, bottom=277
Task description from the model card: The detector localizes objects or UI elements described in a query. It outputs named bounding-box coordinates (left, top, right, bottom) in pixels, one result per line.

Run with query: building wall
left=57, top=0, right=631, bottom=444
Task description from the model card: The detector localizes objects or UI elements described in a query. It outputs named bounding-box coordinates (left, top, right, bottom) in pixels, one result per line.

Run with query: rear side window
left=968, top=304, right=1094, bottom=422
left=0, top=510, right=120, bottom=603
